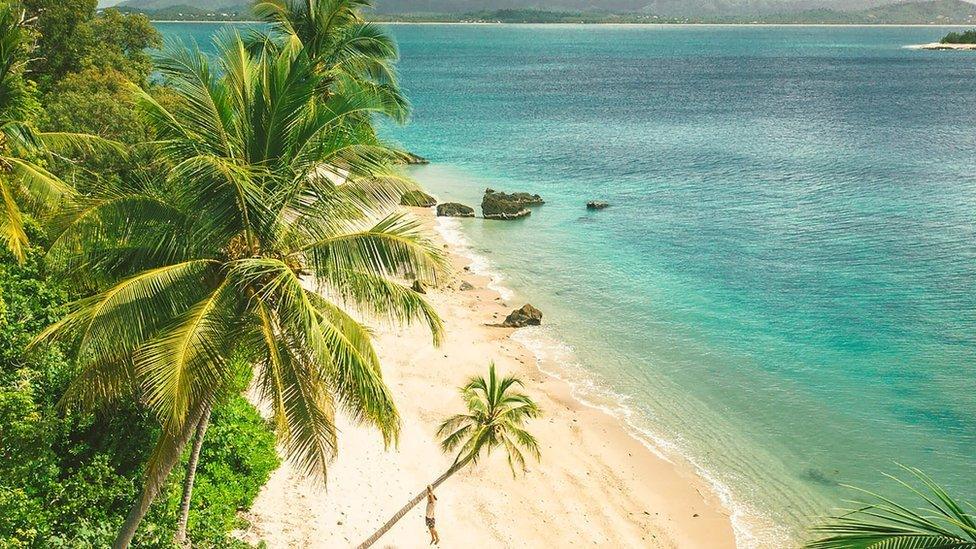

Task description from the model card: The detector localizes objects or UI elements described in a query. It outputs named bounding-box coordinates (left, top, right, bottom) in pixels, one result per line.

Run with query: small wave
left=437, top=215, right=784, bottom=548
left=434, top=216, right=515, bottom=300
left=511, top=325, right=786, bottom=549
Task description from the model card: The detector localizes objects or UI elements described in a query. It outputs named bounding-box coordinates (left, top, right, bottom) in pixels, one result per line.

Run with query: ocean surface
left=156, top=23, right=976, bottom=546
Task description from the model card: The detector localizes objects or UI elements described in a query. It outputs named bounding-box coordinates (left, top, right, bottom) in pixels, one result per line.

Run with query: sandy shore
left=906, top=42, right=976, bottom=50
left=237, top=207, right=737, bottom=548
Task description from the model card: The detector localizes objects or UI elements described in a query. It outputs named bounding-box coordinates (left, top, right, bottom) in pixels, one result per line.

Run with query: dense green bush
left=940, top=29, right=976, bottom=44
left=0, top=245, right=279, bottom=547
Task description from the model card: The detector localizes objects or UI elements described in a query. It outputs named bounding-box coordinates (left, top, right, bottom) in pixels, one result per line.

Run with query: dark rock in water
left=399, top=152, right=429, bottom=165
left=501, top=304, right=543, bottom=327
left=410, top=280, right=426, bottom=294
left=481, top=188, right=543, bottom=220
left=586, top=201, right=610, bottom=210
left=485, top=188, right=544, bottom=206
left=436, top=202, right=475, bottom=217
left=459, top=281, right=475, bottom=291
left=400, top=190, right=436, bottom=207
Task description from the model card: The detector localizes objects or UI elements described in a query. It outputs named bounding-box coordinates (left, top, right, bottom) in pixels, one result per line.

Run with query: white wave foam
left=434, top=216, right=515, bottom=300
left=512, top=325, right=780, bottom=549
left=437, top=215, right=780, bottom=548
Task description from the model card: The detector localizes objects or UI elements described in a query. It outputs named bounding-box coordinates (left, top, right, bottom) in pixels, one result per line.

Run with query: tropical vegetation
left=358, top=363, right=542, bottom=548
left=806, top=465, right=976, bottom=549
left=1, top=0, right=444, bottom=546
left=940, top=29, right=976, bottom=44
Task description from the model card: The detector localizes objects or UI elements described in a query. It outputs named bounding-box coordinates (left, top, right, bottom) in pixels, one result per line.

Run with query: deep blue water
left=157, top=23, right=976, bottom=545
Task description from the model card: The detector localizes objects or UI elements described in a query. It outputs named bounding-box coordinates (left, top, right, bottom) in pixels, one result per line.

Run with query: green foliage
left=78, top=9, right=161, bottom=83
left=806, top=465, right=976, bottom=549
left=167, top=396, right=280, bottom=544
left=22, top=1, right=160, bottom=88
left=0, top=245, right=278, bottom=547
left=438, top=363, right=542, bottom=475
left=941, top=29, right=976, bottom=44
left=20, top=0, right=97, bottom=86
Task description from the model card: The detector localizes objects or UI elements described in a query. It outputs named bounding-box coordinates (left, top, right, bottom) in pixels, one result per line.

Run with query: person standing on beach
left=425, top=485, right=440, bottom=545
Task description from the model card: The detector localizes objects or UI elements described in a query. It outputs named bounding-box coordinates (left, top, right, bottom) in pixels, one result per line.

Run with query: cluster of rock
left=481, top=188, right=544, bottom=220
left=586, top=201, right=609, bottom=210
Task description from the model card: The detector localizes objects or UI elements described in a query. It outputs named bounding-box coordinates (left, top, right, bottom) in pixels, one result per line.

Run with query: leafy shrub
left=0, top=246, right=279, bottom=548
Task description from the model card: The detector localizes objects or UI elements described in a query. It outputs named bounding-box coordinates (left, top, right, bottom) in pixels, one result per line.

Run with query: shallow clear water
left=157, top=23, right=976, bottom=546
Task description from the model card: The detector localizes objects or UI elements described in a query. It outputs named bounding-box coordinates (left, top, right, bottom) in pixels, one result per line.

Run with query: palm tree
left=0, top=3, right=117, bottom=261
left=253, top=0, right=410, bottom=124
left=34, top=33, right=443, bottom=548
left=806, top=465, right=976, bottom=548
left=358, top=363, right=542, bottom=549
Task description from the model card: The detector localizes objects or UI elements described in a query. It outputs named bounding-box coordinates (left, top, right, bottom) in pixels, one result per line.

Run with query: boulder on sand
left=411, top=279, right=426, bottom=294
left=481, top=188, right=544, bottom=220
left=459, top=281, right=475, bottom=291
left=436, top=202, right=475, bottom=217
left=586, top=201, right=610, bottom=210
left=400, top=190, right=437, bottom=207
left=501, top=304, right=543, bottom=327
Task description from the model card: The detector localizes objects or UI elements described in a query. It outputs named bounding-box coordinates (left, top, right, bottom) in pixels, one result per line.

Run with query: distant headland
left=111, top=0, right=976, bottom=25
left=908, top=27, right=976, bottom=48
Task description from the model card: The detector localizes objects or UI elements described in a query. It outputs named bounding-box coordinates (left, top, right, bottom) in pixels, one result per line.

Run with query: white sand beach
left=906, top=42, right=976, bottom=50
left=237, top=207, right=737, bottom=548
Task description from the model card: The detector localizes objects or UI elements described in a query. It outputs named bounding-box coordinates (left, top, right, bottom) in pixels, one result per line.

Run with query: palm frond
left=133, top=283, right=237, bottom=431
left=806, top=465, right=976, bottom=549
left=437, top=363, right=542, bottom=473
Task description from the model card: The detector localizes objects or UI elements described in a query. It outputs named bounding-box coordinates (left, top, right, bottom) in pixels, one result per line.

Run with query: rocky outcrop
left=501, top=304, right=543, bottom=327
left=459, top=281, right=475, bottom=291
left=400, top=190, right=437, bottom=207
left=436, top=202, right=475, bottom=217
left=506, top=191, right=545, bottom=206
left=586, top=201, right=610, bottom=210
left=481, top=188, right=544, bottom=220
left=399, top=152, right=430, bottom=165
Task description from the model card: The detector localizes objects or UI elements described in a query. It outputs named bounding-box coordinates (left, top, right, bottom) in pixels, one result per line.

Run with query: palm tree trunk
left=174, top=402, right=213, bottom=546
left=357, top=456, right=472, bottom=549
left=113, top=403, right=208, bottom=549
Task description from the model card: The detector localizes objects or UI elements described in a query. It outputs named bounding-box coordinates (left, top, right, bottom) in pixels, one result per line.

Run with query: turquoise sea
left=156, top=23, right=976, bottom=546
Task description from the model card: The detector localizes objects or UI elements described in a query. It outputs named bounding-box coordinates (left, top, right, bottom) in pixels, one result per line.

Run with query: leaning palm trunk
left=357, top=456, right=473, bottom=549
left=174, top=403, right=213, bottom=545
left=113, top=403, right=209, bottom=549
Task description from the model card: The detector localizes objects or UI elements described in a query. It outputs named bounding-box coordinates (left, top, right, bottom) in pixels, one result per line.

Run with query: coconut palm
left=253, top=0, right=409, bottom=124
left=34, top=33, right=443, bottom=548
left=358, top=363, right=542, bottom=549
left=806, top=465, right=976, bottom=549
left=0, top=3, right=118, bottom=261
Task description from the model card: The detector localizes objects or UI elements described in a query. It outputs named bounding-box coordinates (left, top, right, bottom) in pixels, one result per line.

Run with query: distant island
left=908, top=27, right=976, bottom=49
left=112, top=0, right=976, bottom=24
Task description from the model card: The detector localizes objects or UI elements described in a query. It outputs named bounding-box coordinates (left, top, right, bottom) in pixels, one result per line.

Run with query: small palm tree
left=358, top=363, right=542, bottom=548
left=0, top=4, right=117, bottom=261
left=35, top=33, right=442, bottom=548
left=806, top=465, right=976, bottom=549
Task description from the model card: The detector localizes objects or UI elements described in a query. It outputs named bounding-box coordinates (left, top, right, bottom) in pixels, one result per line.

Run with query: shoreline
left=239, top=207, right=738, bottom=548
left=150, top=20, right=973, bottom=28
left=905, top=41, right=976, bottom=49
